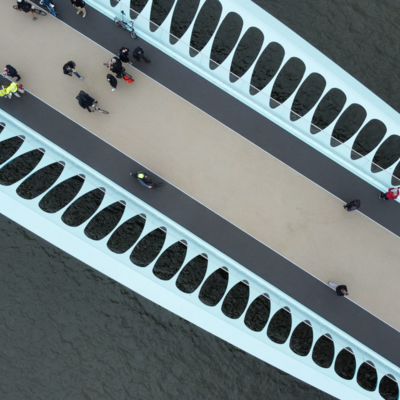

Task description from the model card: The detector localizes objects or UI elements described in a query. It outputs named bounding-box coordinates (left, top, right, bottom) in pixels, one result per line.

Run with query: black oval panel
left=351, top=119, right=386, bottom=160
left=39, top=175, right=85, bottom=213
left=149, top=0, right=175, bottom=32
left=170, top=0, right=200, bottom=45
left=130, top=227, right=167, bottom=267
left=357, top=362, right=377, bottom=392
left=176, top=254, right=208, bottom=293
left=209, top=12, right=243, bottom=70
left=310, top=88, right=347, bottom=134
left=107, top=214, right=146, bottom=254
left=371, top=135, right=400, bottom=173
left=250, top=42, right=285, bottom=95
left=199, top=267, right=229, bottom=306
left=331, top=104, right=367, bottom=147
left=84, top=201, right=126, bottom=241
left=110, top=0, right=120, bottom=7
left=312, top=334, right=334, bottom=368
left=0, top=136, right=24, bottom=165
left=0, top=149, right=44, bottom=186
left=270, top=57, right=306, bottom=109
left=289, top=320, right=313, bottom=357
left=334, top=348, right=356, bottom=380
left=0, top=123, right=4, bottom=133
left=230, top=28, right=264, bottom=83
left=391, top=161, right=400, bottom=186
left=244, top=294, right=271, bottom=332
left=379, top=375, right=399, bottom=400
left=290, top=73, right=326, bottom=121
left=267, top=307, right=292, bottom=344
left=130, top=0, right=150, bottom=19
left=62, top=188, right=105, bottom=227
left=152, top=240, right=187, bottom=280
left=16, top=161, right=64, bottom=200
left=221, top=280, right=249, bottom=319
left=190, top=0, right=222, bottom=57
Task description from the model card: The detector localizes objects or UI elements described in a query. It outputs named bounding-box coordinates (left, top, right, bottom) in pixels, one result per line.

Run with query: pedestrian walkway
left=2, top=1, right=400, bottom=333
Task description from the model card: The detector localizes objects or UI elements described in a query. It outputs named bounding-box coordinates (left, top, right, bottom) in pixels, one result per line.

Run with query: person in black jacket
left=343, top=199, right=360, bottom=212
left=107, top=74, right=117, bottom=92
left=77, top=91, right=96, bottom=112
left=328, top=282, right=349, bottom=297
left=132, top=46, right=150, bottom=63
left=107, top=57, right=124, bottom=78
left=118, top=47, right=132, bottom=64
left=71, top=0, right=86, bottom=18
left=63, top=61, right=83, bottom=80
left=16, top=0, right=37, bottom=21
left=3, top=65, right=21, bottom=81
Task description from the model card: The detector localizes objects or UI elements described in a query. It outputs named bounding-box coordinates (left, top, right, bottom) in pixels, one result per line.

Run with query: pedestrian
left=343, top=199, right=360, bottom=211
left=107, top=56, right=125, bottom=78
left=118, top=47, right=131, bottom=64
left=3, top=65, right=21, bottom=82
left=16, top=0, right=37, bottom=21
left=70, top=0, right=87, bottom=18
left=107, top=74, right=117, bottom=92
left=379, top=187, right=399, bottom=201
left=131, top=171, right=163, bottom=190
left=132, top=46, right=150, bottom=63
left=63, top=61, right=83, bottom=80
left=328, top=282, right=349, bottom=297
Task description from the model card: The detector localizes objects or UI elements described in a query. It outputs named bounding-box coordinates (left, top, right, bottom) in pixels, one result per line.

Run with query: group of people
left=343, top=187, right=399, bottom=212
left=16, top=0, right=86, bottom=21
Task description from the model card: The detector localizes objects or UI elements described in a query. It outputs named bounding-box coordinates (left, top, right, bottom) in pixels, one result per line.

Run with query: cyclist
left=16, top=0, right=37, bottom=21
left=132, top=46, right=150, bottom=63
left=1, top=82, right=22, bottom=99
left=76, top=91, right=97, bottom=112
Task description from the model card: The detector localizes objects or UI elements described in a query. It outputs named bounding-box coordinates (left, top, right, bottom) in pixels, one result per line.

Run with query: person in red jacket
left=379, top=187, right=399, bottom=201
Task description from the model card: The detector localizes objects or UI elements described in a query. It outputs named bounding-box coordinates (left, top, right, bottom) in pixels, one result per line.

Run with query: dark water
left=3, top=0, right=398, bottom=398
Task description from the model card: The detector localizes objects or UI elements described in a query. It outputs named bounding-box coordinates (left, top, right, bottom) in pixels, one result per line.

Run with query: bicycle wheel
left=114, top=17, right=121, bottom=27
left=96, top=107, right=109, bottom=115
left=130, top=30, right=137, bottom=39
left=33, top=8, right=47, bottom=15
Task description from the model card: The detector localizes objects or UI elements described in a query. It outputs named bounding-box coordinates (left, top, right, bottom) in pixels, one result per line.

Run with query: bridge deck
left=2, top=1, right=400, bottom=365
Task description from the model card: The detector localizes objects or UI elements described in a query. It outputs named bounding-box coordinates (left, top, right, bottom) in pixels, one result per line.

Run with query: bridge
left=2, top=0, right=400, bottom=399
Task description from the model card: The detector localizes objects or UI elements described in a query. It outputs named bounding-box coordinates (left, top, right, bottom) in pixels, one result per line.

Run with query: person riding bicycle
left=107, top=57, right=124, bottom=78
left=1, top=82, right=21, bottom=99
left=16, top=0, right=37, bottom=21
left=77, top=91, right=97, bottom=112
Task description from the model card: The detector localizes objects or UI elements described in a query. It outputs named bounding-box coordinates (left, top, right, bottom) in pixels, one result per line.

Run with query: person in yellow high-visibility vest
left=1, top=82, right=21, bottom=99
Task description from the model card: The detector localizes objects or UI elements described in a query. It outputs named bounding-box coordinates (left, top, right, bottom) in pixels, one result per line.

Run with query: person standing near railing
left=379, top=187, right=399, bottom=201
left=70, top=0, right=86, bottom=18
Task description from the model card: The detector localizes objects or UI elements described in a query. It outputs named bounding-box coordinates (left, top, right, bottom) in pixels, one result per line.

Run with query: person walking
left=107, top=56, right=125, bottom=78
left=379, top=187, right=399, bottom=201
left=3, top=65, right=21, bottom=82
left=343, top=199, right=360, bottom=211
left=132, top=46, right=150, bottom=63
left=107, top=74, right=117, bottom=92
left=70, top=0, right=86, bottom=18
left=131, top=171, right=163, bottom=190
left=63, top=61, right=83, bottom=80
left=118, top=47, right=132, bottom=64
left=16, top=0, right=37, bottom=21
left=328, top=282, right=349, bottom=297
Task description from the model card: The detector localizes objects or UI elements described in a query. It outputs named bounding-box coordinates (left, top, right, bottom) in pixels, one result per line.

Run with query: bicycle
left=13, top=4, right=47, bottom=16
left=91, top=102, right=109, bottom=114
left=31, top=0, right=62, bottom=19
left=114, top=10, right=137, bottom=39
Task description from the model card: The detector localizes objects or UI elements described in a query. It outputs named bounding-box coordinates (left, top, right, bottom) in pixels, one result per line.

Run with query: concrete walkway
left=2, top=1, right=400, bottom=332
